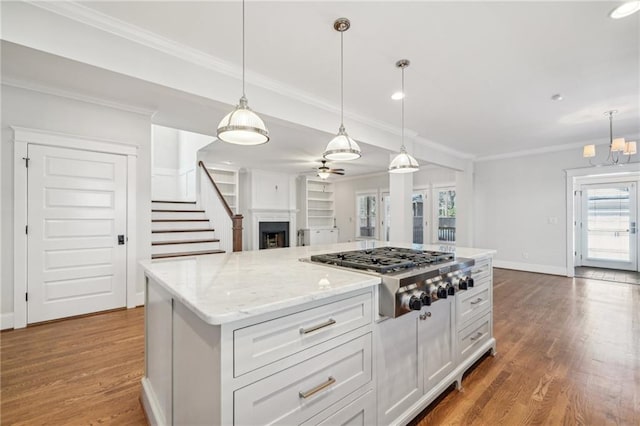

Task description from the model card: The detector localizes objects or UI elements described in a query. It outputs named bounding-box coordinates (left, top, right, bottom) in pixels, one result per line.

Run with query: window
left=436, top=188, right=456, bottom=242
left=356, top=194, right=377, bottom=238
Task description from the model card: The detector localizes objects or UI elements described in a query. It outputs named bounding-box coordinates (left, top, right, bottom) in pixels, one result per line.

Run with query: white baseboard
left=136, top=291, right=145, bottom=307
left=1, top=313, right=14, bottom=330
left=493, top=260, right=567, bottom=276
left=141, top=377, right=165, bottom=426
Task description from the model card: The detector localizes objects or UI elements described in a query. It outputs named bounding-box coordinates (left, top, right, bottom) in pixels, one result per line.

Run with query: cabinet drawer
left=234, top=333, right=373, bottom=426
left=234, top=292, right=372, bottom=376
left=471, top=257, right=492, bottom=282
left=301, top=388, right=375, bottom=426
left=458, top=312, right=492, bottom=361
left=457, top=283, right=491, bottom=328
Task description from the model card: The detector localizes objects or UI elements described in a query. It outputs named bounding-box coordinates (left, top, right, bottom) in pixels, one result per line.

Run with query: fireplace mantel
left=250, top=209, right=298, bottom=251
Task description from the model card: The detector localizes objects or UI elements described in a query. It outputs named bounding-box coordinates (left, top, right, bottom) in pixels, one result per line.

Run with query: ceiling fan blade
left=331, top=171, right=345, bottom=175
left=330, top=168, right=345, bottom=172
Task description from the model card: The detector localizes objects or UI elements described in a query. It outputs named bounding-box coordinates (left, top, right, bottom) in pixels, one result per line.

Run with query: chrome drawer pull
left=299, top=376, right=336, bottom=399
left=300, top=318, right=336, bottom=335
left=470, top=331, right=483, bottom=341
left=470, top=298, right=483, bottom=305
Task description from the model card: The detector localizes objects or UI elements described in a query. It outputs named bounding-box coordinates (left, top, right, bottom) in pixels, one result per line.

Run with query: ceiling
left=78, top=0, right=639, bottom=157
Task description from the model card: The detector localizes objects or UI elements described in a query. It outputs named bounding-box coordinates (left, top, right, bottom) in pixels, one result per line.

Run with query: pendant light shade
left=324, top=125, right=361, bottom=161
left=389, top=59, right=419, bottom=174
left=323, top=18, right=361, bottom=161
left=389, top=147, right=420, bottom=173
left=216, top=0, right=269, bottom=145
left=217, top=96, right=269, bottom=145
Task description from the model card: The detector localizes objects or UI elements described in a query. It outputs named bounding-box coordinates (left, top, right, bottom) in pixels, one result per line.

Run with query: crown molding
left=2, top=77, right=156, bottom=116
left=26, top=0, right=467, bottom=161
left=473, top=137, right=605, bottom=162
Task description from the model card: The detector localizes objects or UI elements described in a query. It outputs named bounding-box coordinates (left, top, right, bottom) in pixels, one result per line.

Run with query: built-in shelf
left=297, top=177, right=335, bottom=229
left=207, top=166, right=239, bottom=213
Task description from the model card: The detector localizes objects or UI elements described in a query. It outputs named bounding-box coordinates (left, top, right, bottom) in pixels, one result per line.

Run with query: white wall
left=0, top=84, right=152, bottom=319
left=473, top=148, right=590, bottom=275
left=334, top=167, right=456, bottom=243
left=152, top=125, right=212, bottom=201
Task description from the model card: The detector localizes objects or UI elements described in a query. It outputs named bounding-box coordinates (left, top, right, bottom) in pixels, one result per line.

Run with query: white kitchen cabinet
left=297, top=177, right=335, bottom=229
left=143, top=277, right=374, bottom=425
left=301, top=228, right=339, bottom=246
left=376, top=254, right=496, bottom=425
left=376, top=311, right=422, bottom=425
left=420, top=297, right=455, bottom=391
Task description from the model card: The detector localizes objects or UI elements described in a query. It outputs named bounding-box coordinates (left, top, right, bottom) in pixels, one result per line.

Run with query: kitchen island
left=140, top=241, right=495, bottom=425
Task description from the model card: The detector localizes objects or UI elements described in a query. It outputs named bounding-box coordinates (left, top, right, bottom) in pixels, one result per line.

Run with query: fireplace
left=259, top=222, right=290, bottom=250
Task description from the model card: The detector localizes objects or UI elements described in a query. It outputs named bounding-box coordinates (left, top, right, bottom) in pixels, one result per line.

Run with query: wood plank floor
left=1, top=268, right=639, bottom=425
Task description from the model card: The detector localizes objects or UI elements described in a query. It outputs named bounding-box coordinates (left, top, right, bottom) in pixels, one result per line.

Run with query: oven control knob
left=419, top=292, right=432, bottom=306
left=408, top=296, right=422, bottom=311
left=458, top=278, right=468, bottom=290
left=401, top=294, right=422, bottom=311
left=437, top=286, right=448, bottom=299
left=467, top=277, right=475, bottom=288
left=447, top=284, right=456, bottom=296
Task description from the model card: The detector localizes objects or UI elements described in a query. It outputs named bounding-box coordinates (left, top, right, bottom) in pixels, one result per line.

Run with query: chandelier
left=583, top=110, right=636, bottom=165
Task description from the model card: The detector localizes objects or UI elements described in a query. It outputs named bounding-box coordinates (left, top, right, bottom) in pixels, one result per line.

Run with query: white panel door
left=580, top=182, right=637, bottom=271
left=27, top=144, right=127, bottom=323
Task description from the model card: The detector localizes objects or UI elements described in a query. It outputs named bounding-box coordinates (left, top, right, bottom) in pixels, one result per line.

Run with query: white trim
left=564, top=163, right=640, bottom=277
left=12, top=127, right=138, bottom=328
left=13, top=139, right=28, bottom=329
left=141, top=377, right=165, bottom=426
left=493, top=260, right=567, bottom=277
left=127, top=155, right=138, bottom=309
left=12, top=126, right=138, bottom=156
left=136, top=291, right=145, bottom=307
left=2, top=79, right=156, bottom=116
left=1, top=313, right=15, bottom=330
left=26, top=1, right=472, bottom=162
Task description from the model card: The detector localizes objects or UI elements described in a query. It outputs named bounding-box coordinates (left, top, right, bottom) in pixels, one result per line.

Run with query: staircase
left=151, top=200, right=225, bottom=259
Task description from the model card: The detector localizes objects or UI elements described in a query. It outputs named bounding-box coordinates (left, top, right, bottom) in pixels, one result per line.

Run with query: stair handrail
left=198, top=161, right=243, bottom=252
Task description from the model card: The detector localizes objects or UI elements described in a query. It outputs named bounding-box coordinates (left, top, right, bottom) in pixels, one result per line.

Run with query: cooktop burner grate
left=310, top=247, right=455, bottom=274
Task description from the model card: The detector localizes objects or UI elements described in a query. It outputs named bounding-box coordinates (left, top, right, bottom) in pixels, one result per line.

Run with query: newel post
left=232, top=214, right=243, bottom=252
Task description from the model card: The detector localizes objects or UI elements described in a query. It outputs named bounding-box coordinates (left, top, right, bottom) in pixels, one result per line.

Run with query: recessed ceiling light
left=551, top=94, right=563, bottom=101
left=391, top=91, right=405, bottom=100
left=610, top=1, right=640, bottom=19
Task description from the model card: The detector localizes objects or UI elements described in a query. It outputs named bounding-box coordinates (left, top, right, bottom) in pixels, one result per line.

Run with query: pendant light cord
left=242, top=0, right=246, bottom=98
left=401, top=65, right=405, bottom=151
left=340, top=30, right=344, bottom=127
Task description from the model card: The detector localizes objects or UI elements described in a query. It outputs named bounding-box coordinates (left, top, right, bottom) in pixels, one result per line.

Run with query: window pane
left=357, top=194, right=376, bottom=238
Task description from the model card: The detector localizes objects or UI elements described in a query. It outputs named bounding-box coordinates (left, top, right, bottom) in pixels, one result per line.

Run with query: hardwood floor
left=1, top=308, right=146, bottom=425
left=1, top=269, right=639, bottom=425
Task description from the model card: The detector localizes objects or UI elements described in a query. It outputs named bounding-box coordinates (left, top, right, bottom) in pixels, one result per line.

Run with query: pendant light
left=217, top=0, right=269, bottom=145
left=323, top=18, right=362, bottom=161
left=389, top=59, right=419, bottom=173
left=582, top=110, right=637, bottom=165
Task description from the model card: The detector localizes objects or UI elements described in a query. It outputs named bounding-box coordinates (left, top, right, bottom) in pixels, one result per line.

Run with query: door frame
left=577, top=181, right=637, bottom=270
left=12, top=126, right=138, bottom=328
left=565, top=164, right=640, bottom=277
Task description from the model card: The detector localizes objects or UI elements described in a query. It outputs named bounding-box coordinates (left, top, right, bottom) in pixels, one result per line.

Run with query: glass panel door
left=382, top=192, right=391, bottom=242
left=412, top=191, right=428, bottom=245
left=580, top=182, right=637, bottom=271
left=434, top=188, right=456, bottom=243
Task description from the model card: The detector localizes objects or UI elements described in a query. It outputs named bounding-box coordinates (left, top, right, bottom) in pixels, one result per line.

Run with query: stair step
left=151, top=201, right=198, bottom=211
left=152, top=249, right=225, bottom=260
left=152, top=239, right=220, bottom=246
left=152, top=209, right=205, bottom=213
left=152, top=210, right=208, bottom=220
left=152, top=240, right=221, bottom=255
left=152, top=230, right=216, bottom=243
left=152, top=220, right=211, bottom=231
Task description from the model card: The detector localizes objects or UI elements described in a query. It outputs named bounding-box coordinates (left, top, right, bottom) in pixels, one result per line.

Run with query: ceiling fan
left=316, top=160, right=345, bottom=179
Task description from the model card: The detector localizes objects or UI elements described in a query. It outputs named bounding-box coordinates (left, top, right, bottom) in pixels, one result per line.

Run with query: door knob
left=118, top=235, right=125, bottom=245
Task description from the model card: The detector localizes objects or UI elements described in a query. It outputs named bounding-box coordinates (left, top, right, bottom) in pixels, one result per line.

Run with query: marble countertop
left=140, top=241, right=496, bottom=325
